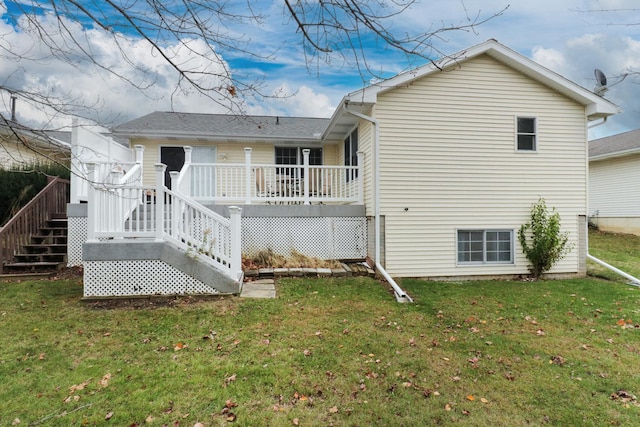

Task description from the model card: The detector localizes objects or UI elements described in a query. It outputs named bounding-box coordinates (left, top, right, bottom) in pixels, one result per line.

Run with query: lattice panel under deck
left=83, top=259, right=219, bottom=297
left=241, top=217, right=367, bottom=259
left=67, top=217, right=87, bottom=267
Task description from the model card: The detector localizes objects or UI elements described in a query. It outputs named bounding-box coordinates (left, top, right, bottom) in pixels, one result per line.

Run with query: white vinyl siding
left=374, top=54, right=586, bottom=278
left=589, top=154, right=640, bottom=217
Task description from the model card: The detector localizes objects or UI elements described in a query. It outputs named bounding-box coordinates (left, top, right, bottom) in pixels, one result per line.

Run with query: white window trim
left=515, top=115, right=538, bottom=152
left=456, top=229, right=515, bottom=266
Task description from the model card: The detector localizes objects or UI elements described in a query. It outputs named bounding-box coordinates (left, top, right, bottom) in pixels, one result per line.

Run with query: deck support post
left=302, top=149, right=310, bottom=205
left=169, top=171, right=180, bottom=238
left=229, top=206, right=243, bottom=280
left=155, top=164, right=166, bottom=242
left=244, top=148, right=252, bottom=204
left=86, top=163, right=97, bottom=242
left=357, top=151, right=364, bottom=204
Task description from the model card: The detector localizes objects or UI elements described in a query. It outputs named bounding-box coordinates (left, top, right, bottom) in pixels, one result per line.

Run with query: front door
left=160, top=146, right=217, bottom=194
left=160, top=147, right=185, bottom=189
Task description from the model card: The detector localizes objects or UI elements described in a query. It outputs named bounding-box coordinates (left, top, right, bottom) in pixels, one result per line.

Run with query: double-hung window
left=457, top=230, right=514, bottom=264
left=516, top=117, right=537, bottom=151
left=275, top=146, right=322, bottom=176
left=344, top=128, right=358, bottom=181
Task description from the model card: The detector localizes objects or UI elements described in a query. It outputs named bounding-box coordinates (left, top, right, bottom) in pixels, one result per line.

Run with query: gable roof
left=323, top=39, right=621, bottom=140
left=112, top=112, right=330, bottom=143
left=112, top=40, right=621, bottom=144
left=590, top=128, right=640, bottom=161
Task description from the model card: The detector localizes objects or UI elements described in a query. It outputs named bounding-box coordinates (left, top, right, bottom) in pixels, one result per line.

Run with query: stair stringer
left=82, top=240, right=241, bottom=297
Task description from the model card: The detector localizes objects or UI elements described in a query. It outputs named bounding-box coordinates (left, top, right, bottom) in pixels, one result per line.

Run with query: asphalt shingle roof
left=590, top=128, right=640, bottom=159
left=112, top=112, right=329, bottom=141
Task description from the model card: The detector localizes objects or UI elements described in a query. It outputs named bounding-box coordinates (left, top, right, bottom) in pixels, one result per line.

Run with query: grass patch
left=588, top=229, right=640, bottom=281
left=2, top=271, right=640, bottom=426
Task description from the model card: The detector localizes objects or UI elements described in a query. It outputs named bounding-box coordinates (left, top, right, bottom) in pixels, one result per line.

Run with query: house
left=589, top=129, right=640, bottom=235
left=65, top=39, right=619, bottom=298
left=0, top=116, right=71, bottom=167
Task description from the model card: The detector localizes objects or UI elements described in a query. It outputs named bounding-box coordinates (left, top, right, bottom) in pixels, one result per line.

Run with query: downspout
left=585, top=115, right=640, bottom=286
left=343, top=104, right=413, bottom=303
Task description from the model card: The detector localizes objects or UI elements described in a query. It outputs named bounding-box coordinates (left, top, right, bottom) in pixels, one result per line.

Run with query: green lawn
left=1, top=231, right=640, bottom=426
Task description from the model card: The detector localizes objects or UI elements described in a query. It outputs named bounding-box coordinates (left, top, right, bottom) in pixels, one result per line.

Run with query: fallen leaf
left=100, top=373, right=112, bottom=388
left=617, top=319, right=626, bottom=326
left=145, top=415, right=154, bottom=423
left=11, top=419, right=20, bottom=426
left=329, top=406, right=339, bottom=413
left=224, top=374, right=237, bottom=387
left=445, top=403, right=452, bottom=411
left=409, top=337, right=416, bottom=346
left=39, top=353, right=45, bottom=360
left=105, top=411, right=114, bottom=420
left=194, top=423, right=205, bottom=427
left=303, top=349, right=312, bottom=356
left=480, top=397, right=489, bottom=404
left=174, top=342, right=185, bottom=351
left=292, top=418, right=299, bottom=426
left=69, top=379, right=91, bottom=394
left=467, top=394, right=475, bottom=401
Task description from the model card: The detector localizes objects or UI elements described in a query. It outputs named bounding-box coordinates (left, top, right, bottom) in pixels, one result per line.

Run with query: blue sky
left=1, top=1, right=640, bottom=139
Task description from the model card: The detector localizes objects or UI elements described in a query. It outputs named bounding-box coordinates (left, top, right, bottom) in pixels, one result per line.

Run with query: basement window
left=457, top=230, right=514, bottom=264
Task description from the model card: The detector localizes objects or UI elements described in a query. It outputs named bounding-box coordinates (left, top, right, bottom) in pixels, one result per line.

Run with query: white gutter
left=343, top=103, right=413, bottom=303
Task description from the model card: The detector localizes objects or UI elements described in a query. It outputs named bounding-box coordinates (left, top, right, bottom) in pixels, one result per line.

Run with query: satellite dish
left=594, top=68, right=608, bottom=96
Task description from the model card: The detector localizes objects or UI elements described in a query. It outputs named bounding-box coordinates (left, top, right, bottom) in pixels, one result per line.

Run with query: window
left=517, top=117, right=537, bottom=151
left=457, top=230, right=513, bottom=264
left=275, top=146, right=322, bottom=175
left=344, top=128, right=358, bottom=181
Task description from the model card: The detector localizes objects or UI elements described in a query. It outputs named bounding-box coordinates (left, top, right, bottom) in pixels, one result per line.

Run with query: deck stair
left=3, top=213, right=68, bottom=274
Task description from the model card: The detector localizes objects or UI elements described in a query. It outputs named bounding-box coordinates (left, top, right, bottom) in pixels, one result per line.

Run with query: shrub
left=518, top=198, right=573, bottom=279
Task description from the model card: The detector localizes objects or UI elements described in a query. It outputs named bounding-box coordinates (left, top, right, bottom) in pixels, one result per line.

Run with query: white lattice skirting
left=83, top=259, right=219, bottom=297
left=67, top=216, right=87, bottom=267
left=70, top=215, right=367, bottom=264
left=241, top=217, right=367, bottom=259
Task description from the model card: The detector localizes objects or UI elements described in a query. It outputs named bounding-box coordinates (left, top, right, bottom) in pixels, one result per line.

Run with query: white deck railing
left=176, top=147, right=364, bottom=205
left=87, top=164, right=243, bottom=281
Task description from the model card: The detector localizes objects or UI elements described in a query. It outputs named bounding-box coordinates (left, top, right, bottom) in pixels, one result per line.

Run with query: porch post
left=134, top=144, right=145, bottom=163
left=169, top=171, right=180, bottom=238
left=244, top=147, right=252, bottom=204
left=302, top=149, right=310, bottom=205
left=155, top=164, right=166, bottom=241
left=229, top=206, right=243, bottom=280
left=110, top=170, right=123, bottom=233
left=182, top=146, right=193, bottom=197
left=357, top=151, right=364, bottom=204
left=86, top=163, right=97, bottom=242
left=184, top=146, right=193, bottom=165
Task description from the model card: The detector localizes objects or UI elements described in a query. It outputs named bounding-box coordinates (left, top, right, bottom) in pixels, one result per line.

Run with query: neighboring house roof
left=112, top=112, right=330, bottom=143
left=589, top=128, right=640, bottom=161
left=323, top=39, right=621, bottom=140
left=0, top=117, right=71, bottom=165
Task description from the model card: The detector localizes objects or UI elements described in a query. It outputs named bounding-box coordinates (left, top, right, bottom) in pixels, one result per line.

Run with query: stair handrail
left=87, top=164, right=242, bottom=281
left=0, top=176, right=70, bottom=274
